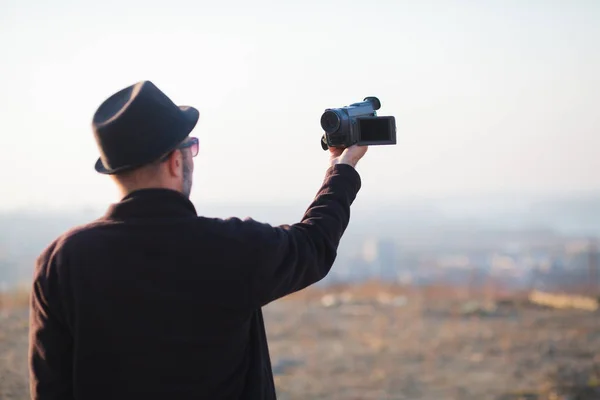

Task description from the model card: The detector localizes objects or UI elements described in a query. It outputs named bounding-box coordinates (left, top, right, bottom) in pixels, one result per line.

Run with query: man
left=28, top=81, right=367, bottom=399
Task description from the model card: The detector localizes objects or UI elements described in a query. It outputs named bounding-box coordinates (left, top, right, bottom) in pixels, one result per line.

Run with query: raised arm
left=245, top=145, right=367, bottom=307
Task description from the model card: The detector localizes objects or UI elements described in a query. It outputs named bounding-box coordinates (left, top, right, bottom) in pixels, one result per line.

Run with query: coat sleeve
left=28, top=241, right=74, bottom=400
left=243, top=163, right=362, bottom=307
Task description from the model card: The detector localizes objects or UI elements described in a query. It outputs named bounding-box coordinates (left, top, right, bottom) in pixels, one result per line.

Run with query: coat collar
left=103, top=188, right=198, bottom=220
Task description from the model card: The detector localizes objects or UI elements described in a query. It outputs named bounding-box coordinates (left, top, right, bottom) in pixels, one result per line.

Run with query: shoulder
left=196, top=215, right=283, bottom=245
left=35, top=219, right=110, bottom=271
left=197, top=215, right=273, bottom=234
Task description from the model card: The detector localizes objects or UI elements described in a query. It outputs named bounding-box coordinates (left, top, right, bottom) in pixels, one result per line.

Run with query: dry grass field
left=1, top=283, right=599, bottom=400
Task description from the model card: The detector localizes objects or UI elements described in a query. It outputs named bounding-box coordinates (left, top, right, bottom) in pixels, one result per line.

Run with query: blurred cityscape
left=2, top=193, right=599, bottom=297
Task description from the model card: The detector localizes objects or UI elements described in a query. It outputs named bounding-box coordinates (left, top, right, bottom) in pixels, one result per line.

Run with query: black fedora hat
left=92, top=80, right=199, bottom=174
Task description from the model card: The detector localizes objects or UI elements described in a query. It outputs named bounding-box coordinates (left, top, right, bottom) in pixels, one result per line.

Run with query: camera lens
left=321, top=110, right=341, bottom=133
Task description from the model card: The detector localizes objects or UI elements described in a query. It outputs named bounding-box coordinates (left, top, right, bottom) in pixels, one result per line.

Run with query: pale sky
left=1, top=0, right=599, bottom=211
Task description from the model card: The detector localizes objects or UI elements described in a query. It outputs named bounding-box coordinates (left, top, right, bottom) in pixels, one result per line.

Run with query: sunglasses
left=160, top=137, right=199, bottom=162
left=178, top=137, right=199, bottom=157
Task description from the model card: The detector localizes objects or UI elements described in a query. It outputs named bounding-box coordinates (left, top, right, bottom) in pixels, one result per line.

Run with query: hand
left=329, top=144, right=368, bottom=169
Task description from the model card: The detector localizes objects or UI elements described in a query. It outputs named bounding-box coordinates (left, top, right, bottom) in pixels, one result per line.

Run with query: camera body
left=320, top=96, right=396, bottom=150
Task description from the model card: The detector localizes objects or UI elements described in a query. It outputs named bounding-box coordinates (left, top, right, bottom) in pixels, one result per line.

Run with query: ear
left=166, top=150, right=183, bottom=178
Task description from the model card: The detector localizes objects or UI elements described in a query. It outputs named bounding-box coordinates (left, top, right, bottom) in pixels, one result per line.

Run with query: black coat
left=28, top=164, right=361, bottom=399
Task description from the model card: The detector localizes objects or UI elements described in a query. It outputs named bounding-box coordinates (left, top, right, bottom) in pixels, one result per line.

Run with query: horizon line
left=2, top=189, right=600, bottom=215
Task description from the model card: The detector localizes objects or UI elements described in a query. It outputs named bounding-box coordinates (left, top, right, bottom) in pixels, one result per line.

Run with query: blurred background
left=1, top=0, right=599, bottom=399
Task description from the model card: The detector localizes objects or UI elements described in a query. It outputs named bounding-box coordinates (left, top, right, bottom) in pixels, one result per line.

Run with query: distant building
left=361, top=238, right=397, bottom=281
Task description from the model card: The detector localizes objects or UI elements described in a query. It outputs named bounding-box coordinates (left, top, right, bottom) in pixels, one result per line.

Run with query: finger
left=345, top=144, right=368, bottom=155
left=329, top=147, right=344, bottom=157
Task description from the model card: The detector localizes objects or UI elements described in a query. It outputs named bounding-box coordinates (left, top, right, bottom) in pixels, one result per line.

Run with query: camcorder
left=320, top=96, right=396, bottom=150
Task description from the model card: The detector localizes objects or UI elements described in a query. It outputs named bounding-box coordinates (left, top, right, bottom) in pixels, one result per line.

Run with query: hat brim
left=95, top=105, right=200, bottom=175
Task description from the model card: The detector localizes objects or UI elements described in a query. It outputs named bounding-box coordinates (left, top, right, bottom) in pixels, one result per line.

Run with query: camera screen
left=358, top=117, right=395, bottom=143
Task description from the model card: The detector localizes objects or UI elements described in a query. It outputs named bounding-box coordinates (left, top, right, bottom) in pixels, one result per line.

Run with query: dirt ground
left=2, top=283, right=599, bottom=400
left=0, top=309, right=29, bottom=400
